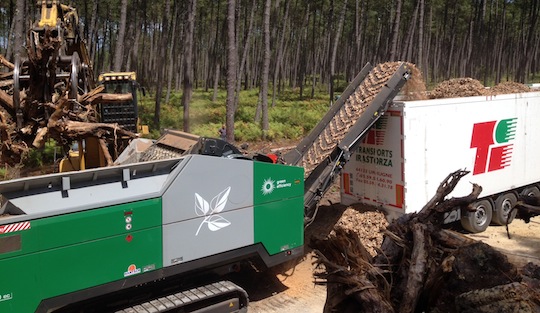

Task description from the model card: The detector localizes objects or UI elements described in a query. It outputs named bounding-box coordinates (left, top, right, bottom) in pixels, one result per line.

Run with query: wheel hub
left=475, top=206, right=487, bottom=226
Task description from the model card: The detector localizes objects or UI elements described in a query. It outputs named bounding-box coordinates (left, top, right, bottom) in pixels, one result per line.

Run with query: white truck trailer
left=341, top=91, right=540, bottom=232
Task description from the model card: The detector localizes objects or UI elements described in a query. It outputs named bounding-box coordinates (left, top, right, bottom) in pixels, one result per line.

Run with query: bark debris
left=0, top=43, right=136, bottom=166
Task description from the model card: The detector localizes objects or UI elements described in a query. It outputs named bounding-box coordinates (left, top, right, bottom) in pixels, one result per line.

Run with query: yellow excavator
left=59, top=72, right=146, bottom=172
left=22, top=1, right=144, bottom=172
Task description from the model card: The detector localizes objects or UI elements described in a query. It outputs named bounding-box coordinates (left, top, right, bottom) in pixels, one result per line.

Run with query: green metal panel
left=0, top=198, right=162, bottom=260
left=253, top=162, right=304, bottom=255
left=0, top=253, right=36, bottom=312
left=0, top=198, right=163, bottom=313
left=40, top=227, right=162, bottom=299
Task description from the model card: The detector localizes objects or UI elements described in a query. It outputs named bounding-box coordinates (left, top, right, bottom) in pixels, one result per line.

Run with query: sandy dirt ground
left=235, top=252, right=327, bottom=313
left=236, top=187, right=540, bottom=313
left=466, top=217, right=540, bottom=263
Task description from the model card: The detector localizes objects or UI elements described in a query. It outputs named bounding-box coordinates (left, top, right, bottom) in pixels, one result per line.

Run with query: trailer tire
left=521, top=186, right=540, bottom=197
left=460, top=199, right=493, bottom=233
left=492, top=193, right=517, bottom=225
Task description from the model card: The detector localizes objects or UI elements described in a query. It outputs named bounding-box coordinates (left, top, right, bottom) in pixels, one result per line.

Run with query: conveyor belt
left=283, top=62, right=412, bottom=219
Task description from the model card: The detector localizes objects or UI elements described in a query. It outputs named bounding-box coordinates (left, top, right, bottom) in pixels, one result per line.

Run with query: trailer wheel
left=460, top=199, right=493, bottom=233
left=521, top=186, right=540, bottom=197
left=492, top=193, right=517, bottom=225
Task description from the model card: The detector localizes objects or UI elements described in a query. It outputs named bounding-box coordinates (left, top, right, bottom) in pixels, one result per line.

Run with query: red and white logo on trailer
left=0, top=221, right=31, bottom=234
left=470, top=118, right=517, bottom=175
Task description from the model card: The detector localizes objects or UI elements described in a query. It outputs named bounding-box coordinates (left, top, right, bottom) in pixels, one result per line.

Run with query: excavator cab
left=58, top=72, right=145, bottom=172
left=97, top=72, right=145, bottom=134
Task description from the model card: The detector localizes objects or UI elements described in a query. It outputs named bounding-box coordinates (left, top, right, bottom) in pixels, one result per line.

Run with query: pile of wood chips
left=429, top=78, right=532, bottom=99
left=331, top=208, right=388, bottom=257
left=429, top=78, right=487, bottom=99
left=311, top=170, right=540, bottom=313
left=490, top=81, right=532, bottom=95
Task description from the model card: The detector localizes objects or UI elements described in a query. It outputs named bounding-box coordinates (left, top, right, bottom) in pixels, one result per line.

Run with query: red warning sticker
left=0, top=222, right=31, bottom=234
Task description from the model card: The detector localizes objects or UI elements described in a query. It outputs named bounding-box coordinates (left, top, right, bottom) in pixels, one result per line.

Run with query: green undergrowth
left=17, top=87, right=330, bottom=173
left=23, top=141, right=57, bottom=168
left=138, top=87, right=330, bottom=142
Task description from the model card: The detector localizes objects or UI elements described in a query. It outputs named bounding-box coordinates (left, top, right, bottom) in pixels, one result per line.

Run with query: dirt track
left=235, top=252, right=326, bottom=313
left=236, top=188, right=540, bottom=313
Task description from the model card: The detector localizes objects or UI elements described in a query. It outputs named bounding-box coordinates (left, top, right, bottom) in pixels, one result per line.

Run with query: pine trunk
left=181, top=0, right=196, bottom=133
left=261, top=0, right=271, bottom=138
left=226, top=0, right=237, bottom=142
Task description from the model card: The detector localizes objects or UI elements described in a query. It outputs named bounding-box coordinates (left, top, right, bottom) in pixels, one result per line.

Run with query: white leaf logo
left=195, top=193, right=210, bottom=216
left=195, top=187, right=232, bottom=236
left=207, top=215, right=232, bottom=231
left=211, top=187, right=231, bottom=214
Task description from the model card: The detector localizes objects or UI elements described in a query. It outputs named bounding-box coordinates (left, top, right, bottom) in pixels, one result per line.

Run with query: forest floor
left=232, top=185, right=540, bottom=313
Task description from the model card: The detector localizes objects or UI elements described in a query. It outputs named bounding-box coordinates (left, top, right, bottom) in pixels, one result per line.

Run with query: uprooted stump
left=0, top=85, right=137, bottom=166
left=0, top=19, right=138, bottom=167
left=312, top=170, right=540, bottom=313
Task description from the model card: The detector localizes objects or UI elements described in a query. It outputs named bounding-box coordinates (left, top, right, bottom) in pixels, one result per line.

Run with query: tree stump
left=312, top=170, right=540, bottom=312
